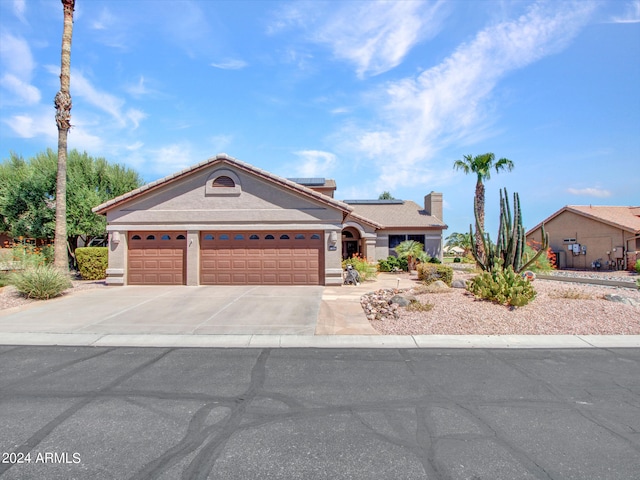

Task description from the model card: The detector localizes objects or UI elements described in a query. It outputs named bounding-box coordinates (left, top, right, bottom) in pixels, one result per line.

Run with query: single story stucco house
left=93, top=154, right=447, bottom=286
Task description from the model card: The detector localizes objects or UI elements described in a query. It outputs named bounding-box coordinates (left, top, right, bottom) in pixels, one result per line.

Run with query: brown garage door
left=200, top=231, right=323, bottom=285
left=128, top=232, right=186, bottom=285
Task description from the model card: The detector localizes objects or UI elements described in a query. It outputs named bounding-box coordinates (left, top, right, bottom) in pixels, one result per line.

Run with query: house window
left=265, top=234, right=275, bottom=240
left=212, top=176, right=235, bottom=188
left=219, top=234, right=229, bottom=240
left=161, top=234, right=171, bottom=240
left=234, top=234, right=244, bottom=240
left=176, top=234, right=186, bottom=240
left=280, top=234, right=290, bottom=240
left=146, top=235, right=156, bottom=240
left=408, top=235, right=425, bottom=247
left=310, top=234, right=321, bottom=240
left=249, top=234, right=259, bottom=240
left=131, top=235, right=142, bottom=240
left=389, top=235, right=406, bottom=250
left=295, top=234, right=305, bottom=240
left=204, top=234, right=214, bottom=240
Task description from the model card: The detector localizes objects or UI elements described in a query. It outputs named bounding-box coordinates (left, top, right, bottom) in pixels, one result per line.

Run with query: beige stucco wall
left=526, top=210, right=635, bottom=269
left=104, top=164, right=346, bottom=285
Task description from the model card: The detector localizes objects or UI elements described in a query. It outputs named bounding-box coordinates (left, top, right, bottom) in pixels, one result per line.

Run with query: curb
left=2, top=333, right=639, bottom=349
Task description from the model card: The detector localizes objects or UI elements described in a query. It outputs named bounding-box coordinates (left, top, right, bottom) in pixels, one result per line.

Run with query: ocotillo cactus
left=471, top=188, right=549, bottom=273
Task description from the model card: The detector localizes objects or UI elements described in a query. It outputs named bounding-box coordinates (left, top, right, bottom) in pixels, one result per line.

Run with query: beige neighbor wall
left=104, top=165, right=346, bottom=285
left=526, top=210, right=633, bottom=270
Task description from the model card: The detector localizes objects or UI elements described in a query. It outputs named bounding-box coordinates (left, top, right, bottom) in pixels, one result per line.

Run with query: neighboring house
left=526, top=205, right=640, bottom=270
left=93, top=154, right=446, bottom=286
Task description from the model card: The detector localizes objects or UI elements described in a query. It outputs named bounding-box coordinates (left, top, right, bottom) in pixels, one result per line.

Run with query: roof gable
left=93, top=154, right=352, bottom=215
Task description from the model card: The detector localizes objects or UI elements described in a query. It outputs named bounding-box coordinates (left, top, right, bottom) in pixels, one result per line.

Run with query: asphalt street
left=0, top=346, right=639, bottom=480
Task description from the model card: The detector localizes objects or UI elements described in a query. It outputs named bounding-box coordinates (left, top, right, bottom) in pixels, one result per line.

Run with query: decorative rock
left=390, top=294, right=414, bottom=307
left=430, top=280, right=449, bottom=290
left=603, top=294, right=640, bottom=307
left=452, top=279, right=466, bottom=289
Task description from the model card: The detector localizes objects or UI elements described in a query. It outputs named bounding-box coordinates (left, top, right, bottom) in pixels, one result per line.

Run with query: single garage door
left=128, top=232, right=187, bottom=285
left=200, top=231, right=323, bottom=285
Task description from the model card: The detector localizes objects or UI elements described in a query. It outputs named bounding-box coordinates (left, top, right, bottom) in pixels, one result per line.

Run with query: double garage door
left=200, top=231, right=323, bottom=285
left=127, top=231, right=323, bottom=285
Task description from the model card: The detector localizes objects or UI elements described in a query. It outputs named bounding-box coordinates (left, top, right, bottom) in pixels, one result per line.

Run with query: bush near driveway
left=9, top=265, right=72, bottom=300
left=76, top=247, right=108, bottom=280
left=417, top=263, right=453, bottom=286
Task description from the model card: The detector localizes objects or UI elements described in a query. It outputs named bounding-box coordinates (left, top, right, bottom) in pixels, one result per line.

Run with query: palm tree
left=394, top=240, right=425, bottom=271
left=445, top=232, right=472, bottom=254
left=53, top=0, right=75, bottom=270
left=453, top=153, right=514, bottom=260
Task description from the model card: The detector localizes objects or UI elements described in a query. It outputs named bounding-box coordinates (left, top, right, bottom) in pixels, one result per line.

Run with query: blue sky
left=1, top=0, right=639, bottom=238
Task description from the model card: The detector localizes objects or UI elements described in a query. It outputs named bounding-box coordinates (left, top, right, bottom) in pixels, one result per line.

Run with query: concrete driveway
left=0, top=285, right=323, bottom=335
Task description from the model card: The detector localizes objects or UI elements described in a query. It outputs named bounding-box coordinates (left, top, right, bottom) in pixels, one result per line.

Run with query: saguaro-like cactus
left=470, top=188, right=549, bottom=273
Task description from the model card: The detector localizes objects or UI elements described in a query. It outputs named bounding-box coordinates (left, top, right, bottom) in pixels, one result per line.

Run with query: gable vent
left=212, top=176, right=235, bottom=188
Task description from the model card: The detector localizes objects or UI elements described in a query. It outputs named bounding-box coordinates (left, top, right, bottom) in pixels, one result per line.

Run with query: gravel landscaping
left=366, top=270, right=640, bottom=335
left=0, top=278, right=107, bottom=311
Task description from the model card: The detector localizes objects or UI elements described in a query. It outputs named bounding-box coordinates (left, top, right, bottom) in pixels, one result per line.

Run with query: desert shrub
left=342, top=254, right=378, bottom=281
left=453, top=257, right=461, bottom=263
left=428, top=256, right=441, bottom=264
left=9, top=265, right=72, bottom=300
left=75, top=247, right=108, bottom=280
left=635, top=259, right=640, bottom=274
left=549, top=289, right=594, bottom=300
left=466, top=266, right=536, bottom=307
left=417, top=263, right=453, bottom=286
left=378, top=256, right=408, bottom=272
left=406, top=299, right=434, bottom=312
left=523, top=242, right=556, bottom=271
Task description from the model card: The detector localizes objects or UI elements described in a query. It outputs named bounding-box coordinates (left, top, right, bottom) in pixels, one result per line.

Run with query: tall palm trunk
left=53, top=0, right=75, bottom=270
left=474, top=179, right=485, bottom=260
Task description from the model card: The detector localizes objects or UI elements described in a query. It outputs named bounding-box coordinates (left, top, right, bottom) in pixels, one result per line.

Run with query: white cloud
left=4, top=112, right=56, bottom=140
left=567, top=187, right=612, bottom=198
left=292, top=150, right=337, bottom=177
left=13, top=0, right=26, bottom=23
left=314, top=0, right=446, bottom=78
left=211, top=59, right=248, bottom=70
left=0, top=73, right=41, bottom=104
left=611, top=0, right=640, bottom=23
left=270, top=0, right=446, bottom=78
left=126, top=109, right=147, bottom=129
left=341, top=1, right=596, bottom=190
left=0, top=33, right=36, bottom=80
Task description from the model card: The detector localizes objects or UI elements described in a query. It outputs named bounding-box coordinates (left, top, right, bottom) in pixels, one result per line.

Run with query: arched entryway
left=342, top=226, right=361, bottom=259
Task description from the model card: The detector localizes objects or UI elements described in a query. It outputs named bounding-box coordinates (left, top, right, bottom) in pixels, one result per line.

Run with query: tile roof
left=528, top=205, right=640, bottom=234
left=347, top=201, right=446, bottom=229
left=93, top=154, right=353, bottom=215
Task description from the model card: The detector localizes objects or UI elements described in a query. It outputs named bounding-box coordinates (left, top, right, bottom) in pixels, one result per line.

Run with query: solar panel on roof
left=287, top=177, right=326, bottom=186
left=343, top=199, right=404, bottom=205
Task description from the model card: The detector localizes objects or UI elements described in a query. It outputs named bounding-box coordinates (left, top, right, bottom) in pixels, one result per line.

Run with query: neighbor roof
left=346, top=200, right=447, bottom=229
left=527, top=205, right=640, bottom=235
left=93, top=154, right=353, bottom=216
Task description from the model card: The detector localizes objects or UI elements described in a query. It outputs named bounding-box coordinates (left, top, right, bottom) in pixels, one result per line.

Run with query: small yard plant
left=76, top=247, right=108, bottom=280
left=9, top=265, right=72, bottom=300
left=406, top=299, right=434, bottom=312
left=417, top=264, right=453, bottom=286
left=549, top=289, right=595, bottom=300
left=466, top=265, right=536, bottom=307
left=342, top=254, right=378, bottom=281
left=635, top=259, right=640, bottom=274
left=378, top=256, right=408, bottom=272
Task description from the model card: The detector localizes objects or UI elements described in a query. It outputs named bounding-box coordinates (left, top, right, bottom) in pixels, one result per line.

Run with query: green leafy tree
left=445, top=232, right=472, bottom=254
left=1, top=149, right=143, bottom=260
left=378, top=191, right=396, bottom=200
left=453, top=153, right=514, bottom=260
left=394, top=240, right=425, bottom=271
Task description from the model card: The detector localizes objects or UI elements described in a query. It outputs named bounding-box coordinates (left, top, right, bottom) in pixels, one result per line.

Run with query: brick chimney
left=424, top=192, right=443, bottom=221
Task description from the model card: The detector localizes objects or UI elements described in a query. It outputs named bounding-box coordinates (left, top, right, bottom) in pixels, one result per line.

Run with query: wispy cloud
left=340, top=1, right=596, bottom=191
left=211, top=59, right=248, bottom=70
left=0, top=73, right=40, bottom=105
left=567, top=187, right=612, bottom=198
left=0, top=33, right=40, bottom=106
left=292, top=150, right=337, bottom=177
left=611, top=0, right=640, bottom=23
left=47, top=67, right=146, bottom=130
left=12, top=0, right=26, bottom=23
left=269, top=0, right=447, bottom=78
